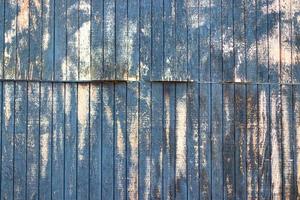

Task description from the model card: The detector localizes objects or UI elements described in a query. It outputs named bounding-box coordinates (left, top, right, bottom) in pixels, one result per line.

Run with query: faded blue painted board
left=151, top=0, right=164, bottom=80
left=114, top=83, right=126, bottom=199
left=151, top=83, right=163, bottom=198
left=138, top=82, right=151, bottom=199
left=258, top=84, right=271, bottom=199
left=39, top=82, right=52, bottom=200
left=66, top=0, right=79, bottom=80
left=27, top=82, right=40, bottom=199
left=163, top=83, right=176, bottom=199
left=91, top=0, right=103, bottom=80
left=29, top=0, right=42, bottom=79
left=54, top=0, right=67, bottom=80
left=223, top=84, right=235, bottom=199
left=246, top=84, right=259, bottom=199
left=1, top=82, right=14, bottom=200
left=14, top=82, right=27, bottom=199
left=199, top=83, right=211, bottom=199
left=102, top=83, right=114, bottom=198
left=187, top=83, right=199, bottom=199
left=42, top=0, right=55, bottom=80
left=4, top=0, right=17, bottom=79
left=52, top=83, right=64, bottom=199
left=64, top=83, right=77, bottom=200
left=127, top=82, right=139, bottom=198
left=235, top=84, right=247, bottom=199
left=163, top=0, right=176, bottom=81
left=77, top=84, right=90, bottom=199
left=127, top=0, right=139, bottom=80
left=211, top=84, right=223, bottom=199
left=175, top=83, right=188, bottom=199
left=115, top=0, right=127, bottom=80
left=89, top=84, right=102, bottom=200
left=103, top=0, right=115, bottom=79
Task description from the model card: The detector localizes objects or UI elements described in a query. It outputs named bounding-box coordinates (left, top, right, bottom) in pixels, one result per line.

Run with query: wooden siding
left=0, top=81, right=298, bottom=199
left=0, top=0, right=300, bottom=199
left=0, top=0, right=298, bottom=82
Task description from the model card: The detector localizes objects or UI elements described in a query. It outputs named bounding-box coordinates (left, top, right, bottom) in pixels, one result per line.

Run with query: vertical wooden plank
left=210, top=0, right=222, bottom=82
left=256, top=0, right=269, bottom=82
left=175, top=83, right=187, bottom=199
left=198, top=0, right=210, bottom=82
left=175, top=1, right=188, bottom=80
left=114, top=82, right=126, bottom=199
left=138, top=82, right=151, bottom=199
left=64, top=83, right=77, bottom=200
left=199, top=83, right=211, bottom=200
left=77, top=84, right=90, bottom=199
left=115, top=0, right=127, bottom=80
left=1, top=82, right=14, bottom=199
left=163, top=0, right=176, bottom=80
left=211, top=84, right=223, bottom=199
left=281, top=85, right=295, bottom=198
left=127, top=82, right=139, bottom=199
left=91, top=0, right=103, bottom=80
left=151, top=0, right=164, bottom=80
left=270, top=85, right=282, bottom=199
left=187, top=0, right=199, bottom=81
left=42, top=0, right=55, bottom=80
left=16, top=0, right=30, bottom=79
left=151, top=83, right=163, bottom=199
left=4, top=0, right=17, bottom=79
left=127, top=0, right=139, bottom=80
left=258, top=84, right=271, bottom=199
left=28, top=0, right=42, bottom=79
left=54, top=0, right=66, bottom=80
left=223, top=84, right=235, bottom=200
left=52, top=83, right=64, bottom=199
left=163, top=83, right=176, bottom=199
left=27, top=82, right=40, bottom=199
left=139, top=0, right=151, bottom=80
left=89, top=84, right=102, bottom=200
left=233, top=0, right=246, bottom=81
left=222, top=0, right=234, bottom=82
left=268, top=0, right=280, bottom=83
left=39, top=83, right=52, bottom=200
left=66, top=0, right=79, bottom=80
left=102, top=83, right=114, bottom=198
left=280, top=0, right=292, bottom=83
left=293, top=85, right=300, bottom=196
left=14, top=82, right=27, bottom=199
left=78, top=0, right=91, bottom=80
left=234, top=84, right=247, bottom=199
left=245, top=0, right=257, bottom=82
left=103, top=0, right=115, bottom=79
left=291, top=0, right=300, bottom=83
left=244, top=0, right=257, bottom=82
left=0, top=0, right=4, bottom=79
left=246, top=84, right=259, bottom=199
left=186, top=83, right=199, bottom=199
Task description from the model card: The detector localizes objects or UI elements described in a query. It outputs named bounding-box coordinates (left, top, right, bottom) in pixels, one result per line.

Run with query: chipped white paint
left=128, top=110, right=139, bottom=200
left=176, top=96, right=187, bottom=178
left=4, top=85, right=13, bottom=125
left=79, top=21, right=91, bottom=79
left=270, top=91, right=282, bottom=199
left=127, top=21, right=138, bottom=73
left=40, top=132, right=49, bottom=178
left=116, top=120, right=125, bottom=157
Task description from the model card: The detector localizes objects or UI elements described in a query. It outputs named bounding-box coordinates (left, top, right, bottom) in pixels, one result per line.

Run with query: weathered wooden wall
left=0, top=0, right=300, bottom=199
